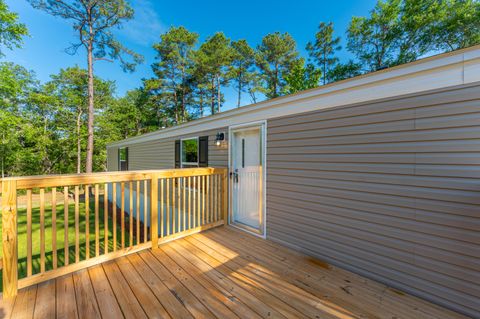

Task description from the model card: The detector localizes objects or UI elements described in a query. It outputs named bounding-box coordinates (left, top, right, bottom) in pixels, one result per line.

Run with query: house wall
left=107, top=128, right=229, bottom=171
left=265, top=83, right=480, bottom=318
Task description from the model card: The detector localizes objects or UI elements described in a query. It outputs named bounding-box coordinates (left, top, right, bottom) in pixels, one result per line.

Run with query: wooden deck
left=0, top=226, right=467, bottom=319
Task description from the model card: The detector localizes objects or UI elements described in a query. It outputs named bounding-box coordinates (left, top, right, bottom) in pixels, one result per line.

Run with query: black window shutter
left=198, top=136, right=209, bottom=167
left=175, top=140, right=181, bottom=168
left=125, top=147, right=129, bottom=171
left=118, top=148, right=121, bottom=171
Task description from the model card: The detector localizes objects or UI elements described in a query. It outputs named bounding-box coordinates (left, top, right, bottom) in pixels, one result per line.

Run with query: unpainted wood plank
left=112, top=182, right=117, bottom=252
left=64, top=187, right=69, bottom=266
left=185, top=234, right=340, bottom=319
left=75, top=185, right=80, bottom=263
left=0, top=293, right=16, bottom=319
left=56, top=275, right=78, bottom=319
left=10, top=285, right=37, bottom=319
left=126, top=253, right=193, bottom=319
left=201, top=229, right=374, bottom=319
left=40, top=188, right=45, bottom=273
left=34, top=280, right=56, bottom=319
left=104, top=183, right=109, bottom=254
left=52, top=187, right=57, bottom=269
left=178, top=237, right=303, bottom=318
left=72, top=269, right=101, bottom=319
left=102, top=260, right=147, bottom=319
left=151, top=247, right=240, bottom=319
left=162, top=242, right=264, bottom=319
left=115, top=256, right=171, bottom=318
left=121, top=182, right=125, bottom=249
left=95, top=184, right=100, bottom=257
left=88, top=265, right=123, bottom=319
left=136, top=180, right=140, bottom=245
left=85, top=185, right=90, bottom=260
left=129, top=181, right=133, bottom=247
left=27, top=189, right=32, bottom=276
left=143, top=180, right=148, bottom=242
left=138, top=250, right=214, bottom=318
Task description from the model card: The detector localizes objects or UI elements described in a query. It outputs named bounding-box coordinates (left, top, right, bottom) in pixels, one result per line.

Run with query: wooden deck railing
left=0, top=168, right=228, bottom=298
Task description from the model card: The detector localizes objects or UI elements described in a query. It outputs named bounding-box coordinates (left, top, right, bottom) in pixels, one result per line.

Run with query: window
left=181, top=138, right=199, bottom=168
left=118, top=147, right=128, bottom=171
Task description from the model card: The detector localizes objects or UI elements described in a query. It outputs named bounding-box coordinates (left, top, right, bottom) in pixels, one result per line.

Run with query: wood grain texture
left=1, top=179, right=18, bottom=298
left=7, top=226, right=468, bottom=319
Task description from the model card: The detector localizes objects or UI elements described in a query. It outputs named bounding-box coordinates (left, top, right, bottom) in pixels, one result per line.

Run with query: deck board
left=1, top=226, right=468, bottom=319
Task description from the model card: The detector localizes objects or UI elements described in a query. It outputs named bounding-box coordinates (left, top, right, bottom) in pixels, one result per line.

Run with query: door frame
left=228, top=120, right=267, bottom=238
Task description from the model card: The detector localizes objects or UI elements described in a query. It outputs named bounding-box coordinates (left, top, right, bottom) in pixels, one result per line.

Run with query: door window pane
left=182, top=138, right=198, bottom=167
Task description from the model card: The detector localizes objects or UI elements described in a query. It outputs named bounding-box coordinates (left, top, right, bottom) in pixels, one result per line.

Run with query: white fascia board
left=107, top=46, right=480, bottom=148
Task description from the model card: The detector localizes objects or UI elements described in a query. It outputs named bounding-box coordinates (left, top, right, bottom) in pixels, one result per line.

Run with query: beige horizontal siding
left=107, top=128, right=228, bottom=171
left=266, top=83, right=480, bottom=318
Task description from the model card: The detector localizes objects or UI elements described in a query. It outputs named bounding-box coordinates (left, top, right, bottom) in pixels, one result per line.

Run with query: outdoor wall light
left=215, top=132, right=225, bottom=146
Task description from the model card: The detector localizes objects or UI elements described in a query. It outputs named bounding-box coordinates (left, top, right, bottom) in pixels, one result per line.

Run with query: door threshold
left=230, top=222, right=265, bottom=239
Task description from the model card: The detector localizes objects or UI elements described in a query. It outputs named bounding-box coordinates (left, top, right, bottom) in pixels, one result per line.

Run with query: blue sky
left=4, top=0, right=377, bottom=110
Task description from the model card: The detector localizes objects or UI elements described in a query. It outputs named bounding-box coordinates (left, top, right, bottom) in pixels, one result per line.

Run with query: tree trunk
left=217, top=75, right=221, bottom=113
left=76, top=110, right=82, bottom=174
left=237, top=75, right=242, bottom=108
left=211, top=78, right=215, bottom=115
left=85, top=39, right=95, bottom=173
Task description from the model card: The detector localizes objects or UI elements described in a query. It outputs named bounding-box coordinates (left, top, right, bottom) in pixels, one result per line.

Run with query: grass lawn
left=0, top=198, right=126, bottom=291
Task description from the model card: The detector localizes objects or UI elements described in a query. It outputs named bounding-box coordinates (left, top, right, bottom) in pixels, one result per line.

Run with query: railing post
left=2, top=179, right=18, bottom=298
left=150, top=174, right=159, bottom=249
left=222, top=169, right=229, bottom=226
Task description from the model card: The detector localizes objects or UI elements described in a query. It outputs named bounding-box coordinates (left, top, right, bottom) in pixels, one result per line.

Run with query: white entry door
left=230, top=122, right=265, bottom=235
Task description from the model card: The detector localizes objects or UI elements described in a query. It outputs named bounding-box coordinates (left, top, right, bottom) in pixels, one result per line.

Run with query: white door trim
left=228, top=120, right=267, bottom=238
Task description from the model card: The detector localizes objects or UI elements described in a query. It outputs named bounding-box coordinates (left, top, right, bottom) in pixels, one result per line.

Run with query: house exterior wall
left=107, top=128, right=228, bottom=171
left=265, top=83, right=480, bottom=318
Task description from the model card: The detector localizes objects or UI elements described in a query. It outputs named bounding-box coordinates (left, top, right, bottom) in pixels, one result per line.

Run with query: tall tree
left=0, top=0, right=28, bottom=57
left=229, top=39, right=257, bottom=107
left=28, top=0, right=143, bottom=173
left=306, top=22, right=341, bottom=85
left=151, top=26, right=198, bottom=124
left=347, top=0, right=402, bottom=71
left=256, top=32, right=299, bottom=99
left=283, top=58, right=321, bottom=94
left=193, top=32, right=232, bottom=114
left=327, top=60, right=363, bottom=82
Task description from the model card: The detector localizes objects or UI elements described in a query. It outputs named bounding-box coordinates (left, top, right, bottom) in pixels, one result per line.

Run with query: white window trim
left=180, top=137, right=199, bottom=168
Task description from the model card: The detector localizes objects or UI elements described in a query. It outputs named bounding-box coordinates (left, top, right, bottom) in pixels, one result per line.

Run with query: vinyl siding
left=107, top=128, right=228, bottom=171
left=266, top=83, right=480, bottom=318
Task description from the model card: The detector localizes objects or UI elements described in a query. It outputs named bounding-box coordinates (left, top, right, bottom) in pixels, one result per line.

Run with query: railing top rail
left=1, top=167, right=227, bottom=189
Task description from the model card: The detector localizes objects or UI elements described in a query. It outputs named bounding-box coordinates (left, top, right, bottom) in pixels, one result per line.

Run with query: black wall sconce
left=215, top=132, right=225, bottom=146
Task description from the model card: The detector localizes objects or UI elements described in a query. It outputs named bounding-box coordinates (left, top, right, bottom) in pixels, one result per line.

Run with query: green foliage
left=229, top=39, right=259, bottom=107
left=27, top=0, right=143, bottom=70
left=193, top=32, right=233, bottom=114
left=306, top=22, right=341, bottom=84
left=283, top=59, right=321, bottom=94
left=151, top=26, right=199, bottom=124
left=256, top=32, right=300, bottom=99
left=0, top=0, right=28, bottom=57
left=327, top=60, right=363, bottom=82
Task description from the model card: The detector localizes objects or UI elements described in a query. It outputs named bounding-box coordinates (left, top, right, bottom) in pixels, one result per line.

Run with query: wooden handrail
left=1, top=167, right=228, bottom=297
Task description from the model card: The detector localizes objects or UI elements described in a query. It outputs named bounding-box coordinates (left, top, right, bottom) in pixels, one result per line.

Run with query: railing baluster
left=75, top=185, right=80, bottom=263
left=85, top=185, right=90, bottom=260
left=166, top=178, right=170, bottom=236
left=172, top=178, right=176, bottom=234
left=27, top=189, right=32, bottom=276
left=195, top=176, right=202, bottom=227
left=160, top=178, right=164, bottom=238
left=40, top=188, right=45, bottom=273
left=52, top=187, right=57, bottom=269
left=64, top=186, right=69, bottom=266
left=223, top=170, right=228, bottom=225
left=136, top=180, right=140, bottom=245
left=112, top=182, right=117, bottom=252
left=151, top=174, right=158, bottom=249
left=104, top=183, right=109, bottom=254
left=143, top=180, right=148, bottom=243
left=95, top=184, right=100, bottom=257
left=183, top=177, right=186, bottom=232
left=188, top=177, right=191, bottom=230
left=121, top=182, right=125, bottom=249
left=206, top=175, right=210, bottom=224
left=129, top=181, right=133, bottom=247
left=202, top=175, right=206, bottom=226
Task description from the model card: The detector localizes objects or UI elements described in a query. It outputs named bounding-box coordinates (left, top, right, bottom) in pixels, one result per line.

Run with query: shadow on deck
left=0, top=226, right=467, bottom=319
